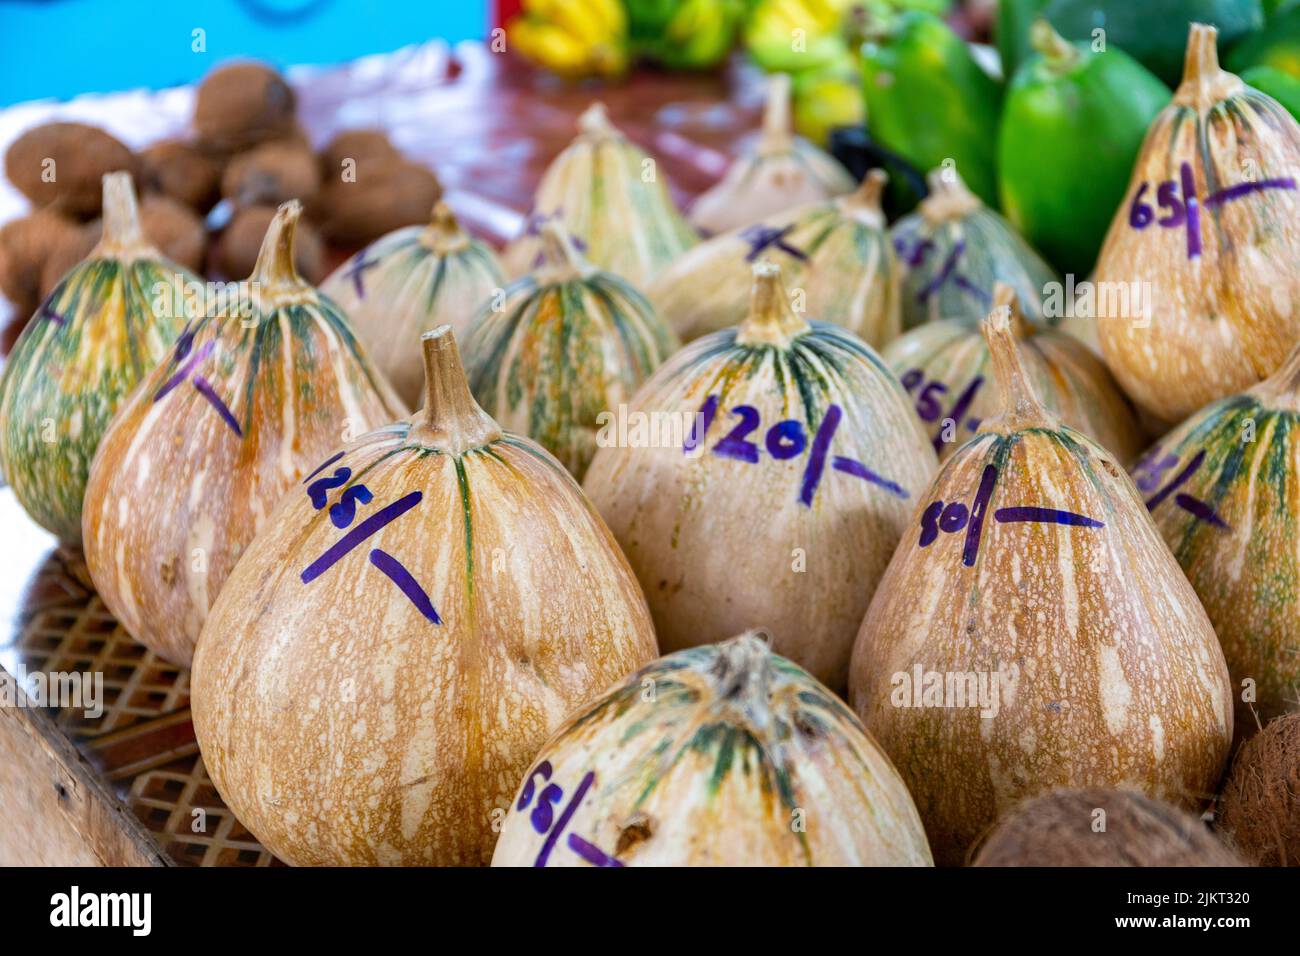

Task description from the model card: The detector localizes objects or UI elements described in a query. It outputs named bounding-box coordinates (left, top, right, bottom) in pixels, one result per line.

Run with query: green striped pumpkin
left=463, top=222, right=678, bottom=480
left=321, top=201, right=505, bottom=408
left=502, top=102, right=698, bottom=288
left=650, top=170, right=901, bottom=346
left=1132, top=343, right=1300, bottom=727
left=82, top=201, right=406, bottom=667
left=584, top=260, right=936, bottom=691
left=491, top=633, right=933, bottom=866
left=0, top=172, right=196, bottom=543
left=882, top=283, right=1144, bottom=463
left=891, top=168, right=1060, bottom=330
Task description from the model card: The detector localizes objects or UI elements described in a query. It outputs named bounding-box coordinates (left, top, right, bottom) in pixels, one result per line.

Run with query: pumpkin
left=890, top=168, right=1060, bottom=331
left=689, top=73, right=855, bottom=236
left=1094, top=22, right=1300, bottom=424
left=502, top=103, right=697, bottom=288
left=492, top=632, right=933, bottom=867
left=463, top=221, right=678, bottom=480
left=82, top=201, right=406, bottom=667
left=849, top=297, right=1233, bottom=866
left=882, top=283, right=1144, bottom=463
left=584, top=260, right=936, bottom=691
left=190, top=326, right=658, bottom=865
left=650, top=170, right=902, bottom=347
left=0, top=172, right=195, bottom=543
left=321, top=201, right=506, bottom=408
left=1131, top=340, right=1300, bottom=727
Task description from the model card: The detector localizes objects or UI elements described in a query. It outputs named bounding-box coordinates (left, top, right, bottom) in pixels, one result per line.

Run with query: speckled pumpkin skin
left=651, top=186, right=902, bottom=346
left=1132, top=381, right=1300, bottom=726
left=82, top=289, right=405, bottom=667
left=502, top=106, right=697, bottom=288
left=463, top=269, right=678, bottom=481
left=0, top=257, right=194, bottom=542
left=1094, top=28, right=1300, bottom=423
left=882, top=319, right=1144, bottom=464
left=583, top=321, right=936, bottom=692
left=321, top=220, right=505, bottom=408
left=890, top=185, right=1059, bottom=331
left=491, top=637, right=933, bottom=866
left=190, top=423, right=658, bottom=866
left=850, top=426, right=1233, bottom=866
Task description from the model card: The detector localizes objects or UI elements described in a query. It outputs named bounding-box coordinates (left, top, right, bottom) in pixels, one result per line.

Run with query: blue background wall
left=0, top=0, right=491, bottom=107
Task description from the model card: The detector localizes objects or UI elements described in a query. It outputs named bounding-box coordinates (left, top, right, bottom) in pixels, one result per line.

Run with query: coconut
left=139, top=139, right=223, bottom=212
left=213, top=204, right=324, bottom=282
left=1216, top=714, right=1300, bottom=866
left=38, top=220, right=99, bottom=300
left=4, top=122, right=136, bottom=218
left=316, top=158, right=443, bottom=244
left=319, top=128, right=399, bottom=180
left=0, top=210, right=84, bottom=315
left=220, top=139, right=321, bottom=207
left=973, top=788, right=1245, bottom=866
left=193, top=62, right=297, bottom=154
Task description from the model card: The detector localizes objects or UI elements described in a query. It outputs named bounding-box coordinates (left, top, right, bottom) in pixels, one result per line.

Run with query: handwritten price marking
left=153, top=331, right=242, bottom=437
left=517, top=761, right=621, bottom=868
left=1133, top=447, right=1228, bottom=529
left=899, top=369, right=985, bottom=451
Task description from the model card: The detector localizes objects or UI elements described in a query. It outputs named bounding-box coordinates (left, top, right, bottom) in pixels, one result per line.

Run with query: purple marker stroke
left=369, top=548, right=441, bottom=623
left=301, top=491, right=423, bottom=583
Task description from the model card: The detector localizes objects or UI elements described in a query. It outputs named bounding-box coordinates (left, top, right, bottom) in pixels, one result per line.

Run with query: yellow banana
left=510, top=18, right=592, bottom=77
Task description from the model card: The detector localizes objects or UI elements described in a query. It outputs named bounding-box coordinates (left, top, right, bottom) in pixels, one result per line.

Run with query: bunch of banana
left=630, top=0, right=744, bottom=69
left=744, top=0, right=852, bottom=73
left=507, top=0, right=630, bottom=79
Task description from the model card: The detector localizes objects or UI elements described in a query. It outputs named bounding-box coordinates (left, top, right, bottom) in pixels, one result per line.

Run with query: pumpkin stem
left=250, top=200, right=309, bottom=291
left=736, top=260, right=810, bottom=347
left=1030, top=18, right=1079, bottom=71
left=1253, top=338, right=1300, bottom=407
left=992, top=281, right=1035, bottom=339
left=578, top=102, right=616, bottom=139
left=981, top=286, right=1057, bottom=432
left=711, top=632, right=773, bottom=731
left=1176, top=23, right=1240, bottom=106
left=411, top=326, right=502, bottom=455
left=536, top=220, right=589, bottom=281
left=96, top=171, right=149, bottom=257
left=921, top=167, right=982, bottom=225
left=843, top=168, right=888, bottom=211
left=423, top=200, right=469, bottom=255
left=759, top=73, right=794, bottom=153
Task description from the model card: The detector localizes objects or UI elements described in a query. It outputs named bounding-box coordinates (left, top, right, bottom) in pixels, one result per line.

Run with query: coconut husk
left=213, top=203, right=323, bottom=282
left=139, top=195, right=207, bottom=274
left=4, top=122, right=136, bottom=218
left=972, top=788, right=1245, bottom=866
left=1217, top=714, right=1300, bottom=866
left=315, top=158, right=441, bottom=244
left=318, top=128, right=399, bottom=180
left=193, top=62, right=297, bottom=154
left=0, top=210, right=86, bottom=314
left=38, top=220, right=99, bottom=299
left=221, top=139, right=320, bottom=207
left=139, top=139, right=223, bottom=212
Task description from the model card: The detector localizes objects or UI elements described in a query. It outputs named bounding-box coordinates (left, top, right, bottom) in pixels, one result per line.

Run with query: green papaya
left=1241, top=64, right=1300, bottom=117
left=996, top=0, right=1051, bottom=79
left=1226, top=6, right=1300, bottom=76
left=998, top=20, right=1170, bottom=276
left=1001, top=1, right=1264, bottom=86
left=860, top=10, right=1002, bottom=207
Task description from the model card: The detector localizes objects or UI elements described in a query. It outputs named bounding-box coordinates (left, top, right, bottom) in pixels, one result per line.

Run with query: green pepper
left=1226, top=6, right=1300, bottom=77
left=997, top=19, right=1170, bottom=276
left=1241, top=64, right=1300, bottom=117
left=860, top=10, right=1002, bottom=207
left=1001, top=0, right=1264, bottom=86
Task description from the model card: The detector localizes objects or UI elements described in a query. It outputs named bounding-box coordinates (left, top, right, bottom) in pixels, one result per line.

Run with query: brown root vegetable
left=318, top=128, right=399, bottom=180
left=213, top=204, right=323, bottom=282
left=4, top=122, right=136, bottom=217
left=139, top=139, right=223, bottom=212
left=1216, top=714, right=1300, bottom=866
left=39, top=220, right=99, bottom=299
left=221, top=139, right=320, bottom=207
left=139, top=195, right=207, bottom=274
left=0, top=210, right=85, bottom=314
left=973, top=788, right=1244, bottom=867
left=316, top=158, right=441, bottom=243
left=193, top=62, right=297, bottom=153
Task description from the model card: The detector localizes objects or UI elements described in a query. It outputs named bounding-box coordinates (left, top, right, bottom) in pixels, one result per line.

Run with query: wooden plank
left=0, top=670, right=168, bottom=866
